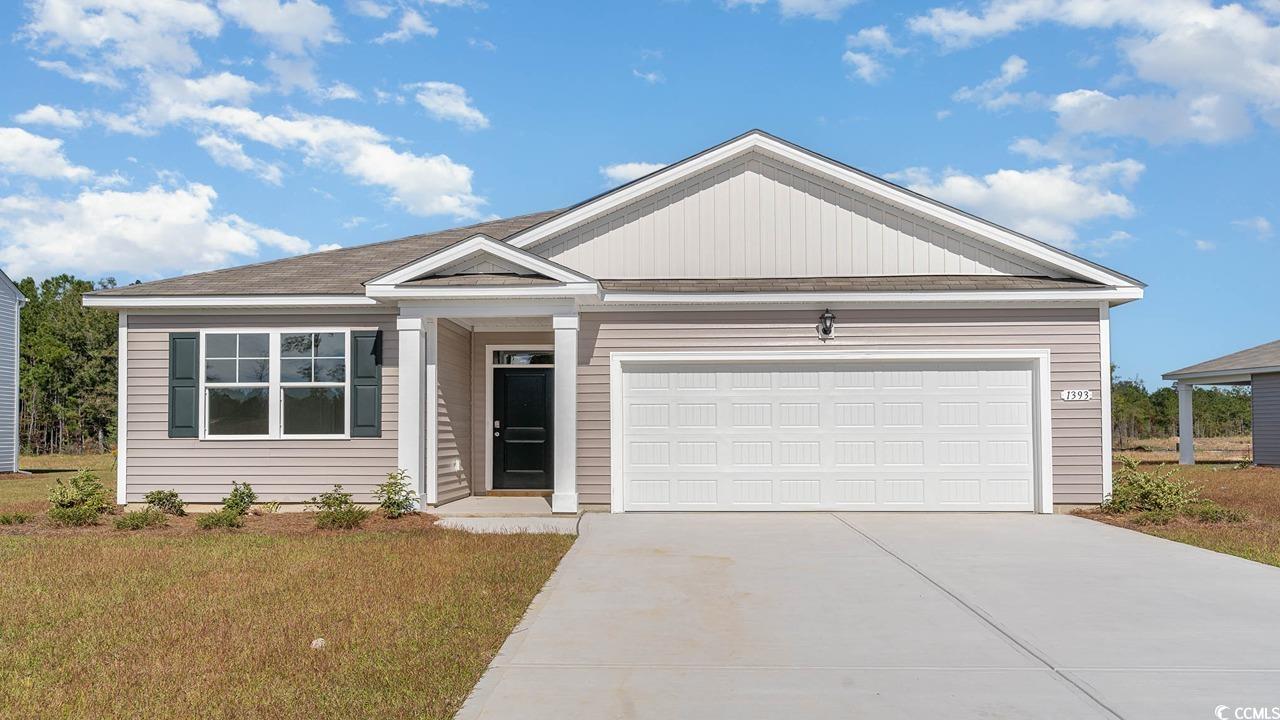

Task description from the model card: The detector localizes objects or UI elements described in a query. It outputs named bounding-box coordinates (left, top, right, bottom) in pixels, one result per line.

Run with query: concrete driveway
left=457, top=513, right=1280, bottom=720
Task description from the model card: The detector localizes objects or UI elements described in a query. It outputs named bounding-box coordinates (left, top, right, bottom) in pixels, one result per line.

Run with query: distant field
left=1113, top=435, right=1252, bottom=463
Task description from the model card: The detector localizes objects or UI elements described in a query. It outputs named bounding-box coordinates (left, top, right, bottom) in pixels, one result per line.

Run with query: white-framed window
left=200, top=329, right=351, bottom=440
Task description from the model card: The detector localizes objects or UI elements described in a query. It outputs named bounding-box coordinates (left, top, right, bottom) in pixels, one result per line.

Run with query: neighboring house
left=1164, top=340, right=1280, bottom=467
left=84, top=131, right=1144, bottom=513
left=0, top=270, right=25, bottom=473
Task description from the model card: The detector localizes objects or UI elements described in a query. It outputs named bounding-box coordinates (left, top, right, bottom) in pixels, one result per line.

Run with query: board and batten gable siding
left=436, top=319, right=473, bottom=503
left=1253, top=373, right=1280, bottom=467
left=533, top=153, right=1059, bottom=280
left=124, top=313, right=399, bottom=503
left=575, top=308, right=1106, bottom=506
left=0, top=286, right=19, bottom=472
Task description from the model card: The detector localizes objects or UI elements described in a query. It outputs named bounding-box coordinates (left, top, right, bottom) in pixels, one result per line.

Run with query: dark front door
left=493, top=368, right=554, bottom=489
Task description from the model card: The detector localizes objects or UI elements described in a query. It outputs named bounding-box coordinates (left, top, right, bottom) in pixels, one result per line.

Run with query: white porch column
left=552, top=314, right=579, bottom=513
left=1178, top=382, right=1195, bottom=465
left=397, top=317, right=439, bottom=504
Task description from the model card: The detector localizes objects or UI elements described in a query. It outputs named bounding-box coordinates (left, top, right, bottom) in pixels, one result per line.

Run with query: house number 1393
left=1060, top=389, right=1093, bottom=401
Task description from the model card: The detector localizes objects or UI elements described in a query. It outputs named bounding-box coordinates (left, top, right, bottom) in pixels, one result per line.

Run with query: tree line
left=9, top=275, right=1256, bottom=454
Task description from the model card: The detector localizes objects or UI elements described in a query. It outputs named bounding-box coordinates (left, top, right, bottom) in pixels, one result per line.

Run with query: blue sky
left=2, top=0, right=1278, bottom=386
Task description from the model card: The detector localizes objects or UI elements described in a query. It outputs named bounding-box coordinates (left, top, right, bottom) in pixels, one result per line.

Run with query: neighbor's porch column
left=1178, top=382, right=1195, bottom=465
left=397, top=316, right=439, bottom=505
left=552, top=314, right=579, bottom=513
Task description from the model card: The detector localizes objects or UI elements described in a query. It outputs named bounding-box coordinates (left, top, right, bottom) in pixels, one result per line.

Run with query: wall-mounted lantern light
left=817, top=308, right=836, bottom=342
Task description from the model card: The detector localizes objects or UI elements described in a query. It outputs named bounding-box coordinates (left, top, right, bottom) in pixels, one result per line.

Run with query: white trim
left=116, top=313, right=127, bottom=504
left=484, top=344, right=555, bottom=492
left=83, top=295, right=380, bottom=309
left=366, top=283, right=598, bottom=300
left=397, top=317, right=427, bottom=504
left=552, top=315, right=579, bottom=513
left=398, top=299, right=579, bottom=319
left=12, top=296, right=21, bottom=474
left=596, top=287, right=1142, bottom=306
left=1098, top=302, right=1113, bottom=500
left=508, top=132, right=1139, bottom=288
left=424, top=318, right=439, bottom=505
left=197, top=328, right=354, bottom=441
left=1178, top=382, right=1195, bottom=465
left=1163, top=369, right=1268, bottom=383
left=608, top=349, right=1055, bottom=514
left=367, top=234, right=595, bottom=287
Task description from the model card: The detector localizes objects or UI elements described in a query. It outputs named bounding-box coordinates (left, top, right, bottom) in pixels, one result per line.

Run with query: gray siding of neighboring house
left=124, top=312, right=399, bottom=503
left=436, top=319, right=473, bottom=503
left=1253, top=373, right=1280, bottom=467
left=0, top=286, right=18, bottom=473
left=575, top=307, right=1105, bottom=507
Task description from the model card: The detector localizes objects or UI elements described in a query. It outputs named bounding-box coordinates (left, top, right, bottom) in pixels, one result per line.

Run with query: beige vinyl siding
left=124, top=312, right=398, bottom=503
left=535, top=152, right=1057, bottom=280
left=469, top=331, right=554, bottom=494
left=1252, top=373, right=1280, bottom=467
left=436, top=319, right=473, bottom=503
left=576, top=308, right=1105, bottom=506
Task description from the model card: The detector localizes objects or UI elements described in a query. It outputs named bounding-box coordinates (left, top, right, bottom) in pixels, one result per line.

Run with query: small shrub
left=222, top=482, right=258, bottom=515
left=0, top=512, right=31, bottom=525
left=144, top=489, right=186, bottom=516
left=114, top=509, right=168, bottom=531
left=254, top=501, right=281, bottom=515
left=48, top=504, right=103, bottom=527
left=1183, top=501, right=1248, bottom=524
left=374, top=469, right=417, bottom=518
left=310, top=485, right=371, bottom=530
left=196, top=508, right=244, bottom=530
left=1133, top=509, right=1176, bottom=526
left=1102, top=456, right=1199, bottom=514
left=48, top=470, right=108, bottom=513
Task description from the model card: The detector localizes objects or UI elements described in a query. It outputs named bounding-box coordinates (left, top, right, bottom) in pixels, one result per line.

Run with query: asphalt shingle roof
left=90, top=210, right=562, bottom=297
left=1164, top=339, right=1280, bottom=379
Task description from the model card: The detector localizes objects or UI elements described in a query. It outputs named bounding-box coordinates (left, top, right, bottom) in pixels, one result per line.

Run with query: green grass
left=0, top=454, right=575, bottom=719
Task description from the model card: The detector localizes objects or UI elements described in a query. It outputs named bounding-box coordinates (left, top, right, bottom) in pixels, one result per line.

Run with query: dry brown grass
left=0, top=455, right=575, bottom=719
left=1113, top=435, right=1252, bottom=463
left=1085, top=460, right=1280, bottom=568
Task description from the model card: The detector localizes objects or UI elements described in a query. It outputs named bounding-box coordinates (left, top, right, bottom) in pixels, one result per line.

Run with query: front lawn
left=1083, top=460, right=1280, bottom=568
left=0, top=455, right=575, bottom=720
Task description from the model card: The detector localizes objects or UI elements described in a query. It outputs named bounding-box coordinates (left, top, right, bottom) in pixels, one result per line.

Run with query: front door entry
left=492, top=367, right=554, bottom=489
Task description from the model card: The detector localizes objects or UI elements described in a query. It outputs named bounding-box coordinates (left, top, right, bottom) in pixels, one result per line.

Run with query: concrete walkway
left=457, top=513, right=1280, bottom=720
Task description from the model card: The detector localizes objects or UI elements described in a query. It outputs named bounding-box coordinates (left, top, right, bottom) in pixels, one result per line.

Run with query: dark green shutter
left=351, top=330, right=382, bottom=437
left=168, top=332, right=199, bottom=438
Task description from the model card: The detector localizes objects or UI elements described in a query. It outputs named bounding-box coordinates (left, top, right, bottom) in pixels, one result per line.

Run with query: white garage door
left=621, top=361, right=1038, bottom=511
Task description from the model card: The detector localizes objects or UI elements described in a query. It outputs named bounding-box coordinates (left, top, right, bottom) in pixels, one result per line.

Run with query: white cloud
left=953, top=55, right=1034, bottom=110
left=888, top=159, right=1143, bottom=246
left=842, top=52, right=885, bottom=84
left=264, top=54, right=320, bottom=93
left=217, top=0, right=341, bottom=54
left=1233, top=216, right=1273, bottom=238
left=600, top=162, right=666, bottom=184
left=149, top=72, right=263, bottom=109
left=0, top=127, right=93, bottom=181
left=33, top=58, right=121, bottom=88
left=847, top=25, right=903, bottom=54
left=410, top=81, right=489, bottom=130
left=909, top=0, right=1280, bottom=143
left=1077, top=229, right=1132, bottom=258
left=725, top=0, right=861, bottom=21
left=14, top=105, right=85, bottom=129
left=374, top=9, right=438, bottom=43
left=632, top=69, right=664, bottom=84
left=1051, top=89, right=1253, bottom=144
left=196, top=133, right=284, bottom=185
left=935, top=109, right=952, bottom=120
left=0, top=183, right=314, bottom=278
left=348, top=0, right=393, bottom=18
left=468, top=37, right=496, bottom=51
left=1195, top=239, right=1216, bottom=251
left=341, top=216, right=366, bottom=229
left=24, top=0, right=222, bottom=71
left=317, top=82, right=362, bottom=101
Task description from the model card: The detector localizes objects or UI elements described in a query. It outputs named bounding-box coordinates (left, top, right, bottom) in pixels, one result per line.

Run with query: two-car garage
left=615, top=354, right=1049, bottom=512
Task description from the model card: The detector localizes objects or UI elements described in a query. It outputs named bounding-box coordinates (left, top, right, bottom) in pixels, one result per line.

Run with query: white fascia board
left=366, top=282, right=599, bottom=300
left=1162, top=369, right=1265, bottom=384
left=367, top=234, right=594, bottom=287
left=595, top=286, right=1143, bottom=306
left=82, top=295, right=380, bottom=309
left=507, top=132, right=1138, bottom=288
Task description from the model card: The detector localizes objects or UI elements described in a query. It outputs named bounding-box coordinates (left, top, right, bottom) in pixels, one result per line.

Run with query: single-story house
left=1164, top=339, right=1280, bottom=466
left=0, top=269, right=25, bottom=473
left=84, top=130, right=1144, bottom=513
